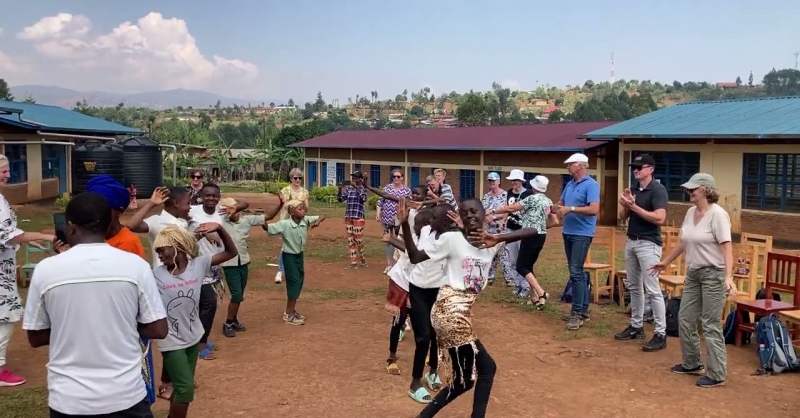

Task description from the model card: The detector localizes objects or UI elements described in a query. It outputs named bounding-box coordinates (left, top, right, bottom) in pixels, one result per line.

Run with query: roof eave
left=583, top=134, right=800, bottom=140
left=291, top=144, right=603, bottom=152
left=37, top=127, right=143, bottom=136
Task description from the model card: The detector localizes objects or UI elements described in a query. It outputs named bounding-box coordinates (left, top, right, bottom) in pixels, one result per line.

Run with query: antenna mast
left=610, top=52, right=615, bottom=83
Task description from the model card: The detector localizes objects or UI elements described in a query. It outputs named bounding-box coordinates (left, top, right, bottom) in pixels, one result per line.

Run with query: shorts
left=161, top=343, right=200, bottom=403
left=223, top=263, right=249, bottom=303
left=282, top=252, right=305, bottom=300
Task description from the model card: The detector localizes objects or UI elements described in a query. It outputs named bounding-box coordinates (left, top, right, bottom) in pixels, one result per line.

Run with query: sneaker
left=642, top=333, right=667, bottom=352
left=670, top=364, right=705, bottom=375
left=696, top=376, right=725, bottom=388
left=518, top=290, right=531, bottom=299
left=294, top=311, right=306, bottom=320
left=562, top=313, right=591, bottom=323
left=505, top=281, right=516, bottom=287
left=284, top=313, right=305, bottom=326
left=614, top=325, right=645, bottom=341
left=404, top=319, right=411, bottom=332
left=232, top=320, right=246, bottom=332
left=0, top=368, right=26, bottom=387
left=222, top=323, right=236, bottom=338
left=566, top=314, right=583, bottom=331
left=360, top=261, right=368, bottom=268
left=274, top=271, right=283, bottom=284
left=399, top=329, right=405, bottom=342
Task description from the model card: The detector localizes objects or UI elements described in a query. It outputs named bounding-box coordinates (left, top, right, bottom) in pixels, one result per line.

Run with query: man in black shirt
left=614, top=154, right=669, bottom=352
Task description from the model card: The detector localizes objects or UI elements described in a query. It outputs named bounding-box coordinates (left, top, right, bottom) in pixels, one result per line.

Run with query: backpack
left=561, top=271, right=592, bottom=304
left=754, top=314, right=800, bottom=375
left=643, top=291, right=668, bottom=323
left=665, top=297, right=681, bottom=337
left=723, top=310, right=751, bottom=345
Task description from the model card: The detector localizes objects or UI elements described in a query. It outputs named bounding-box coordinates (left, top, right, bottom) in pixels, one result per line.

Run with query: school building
left=292, top=121, right=622, bottom=225
left=0, top=100, right=142, bottom=204
left=581, top=96, right=800, bottom=245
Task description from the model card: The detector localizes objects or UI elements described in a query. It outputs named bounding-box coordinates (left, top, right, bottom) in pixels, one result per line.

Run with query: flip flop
left=386, top=358, right=401, bottom=375
left=199, top=348, right=216, bottom=360
left=425, top=373, right=442, bottom=391
left=407, top=386, right=432, bottom=404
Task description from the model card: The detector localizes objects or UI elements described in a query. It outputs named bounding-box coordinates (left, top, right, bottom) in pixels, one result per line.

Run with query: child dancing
left=400, top=198, right=539, bottom=418
left=266, top=199, right=325, bottom=325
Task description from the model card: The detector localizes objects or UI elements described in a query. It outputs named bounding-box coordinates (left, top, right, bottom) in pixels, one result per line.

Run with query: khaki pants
left=678, top=266, right=728, bottom=381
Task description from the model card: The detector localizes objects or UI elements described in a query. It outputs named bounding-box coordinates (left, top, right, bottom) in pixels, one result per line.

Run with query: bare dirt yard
left=2, top=193, right=799, bottom=418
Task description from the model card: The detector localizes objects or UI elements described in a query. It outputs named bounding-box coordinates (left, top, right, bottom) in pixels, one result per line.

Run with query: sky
left=1, top=0, right=799, bottom=104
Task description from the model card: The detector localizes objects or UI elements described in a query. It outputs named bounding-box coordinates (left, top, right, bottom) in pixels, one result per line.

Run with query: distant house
left=542, top=105, right=560, bottom=119
left=716, top=82, right=739, bottom=90
left=0, top=100, right=142, bottom=204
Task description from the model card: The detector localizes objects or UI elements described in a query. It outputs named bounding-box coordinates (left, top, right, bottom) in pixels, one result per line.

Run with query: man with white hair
left=553, top=153, right=600, bottom=331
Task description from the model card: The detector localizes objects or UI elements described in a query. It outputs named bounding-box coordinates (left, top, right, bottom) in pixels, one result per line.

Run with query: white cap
left=564, top=153, right=589, bottom=164
left=530, top=175, right=549, bottom=193
left=506, top=169, right=525, bottom=181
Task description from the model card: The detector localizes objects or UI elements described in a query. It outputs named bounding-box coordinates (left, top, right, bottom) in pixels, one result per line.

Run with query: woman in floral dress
left=481, top=172, right=507, bottom=286
left=275, top=168, right=309, bottom=284
left=0, top=154, right=56, bottom=386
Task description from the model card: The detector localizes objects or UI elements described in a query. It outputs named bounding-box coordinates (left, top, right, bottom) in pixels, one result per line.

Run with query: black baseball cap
left=630, top=154, right=656, bottom=168
left=350, top=170, right=364, bottom=178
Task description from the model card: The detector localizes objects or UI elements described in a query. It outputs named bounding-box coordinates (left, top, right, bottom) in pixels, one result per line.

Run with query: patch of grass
left=305, top=286, right=385, bottom=300
left=220, top=185, right=262, bottom=193
left=0, top=386, right=48, bottom=418
left=303, top=238, right=384, bottom=262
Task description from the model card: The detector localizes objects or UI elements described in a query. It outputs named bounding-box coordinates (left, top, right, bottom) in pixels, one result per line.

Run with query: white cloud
left=0, top=50, right=18, bottom=73
left=10, top=12, right=260, bottom=96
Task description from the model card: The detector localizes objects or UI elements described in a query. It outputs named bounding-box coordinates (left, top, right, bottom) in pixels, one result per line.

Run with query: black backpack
left=665, top=297, right=681, bottom=337
left=724, top=288, right=781, bottom=345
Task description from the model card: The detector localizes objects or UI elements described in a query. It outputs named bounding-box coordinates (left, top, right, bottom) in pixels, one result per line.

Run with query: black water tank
left=121, top=137, right=163, bottom=197
left=71, top=141, right=125, bottom=194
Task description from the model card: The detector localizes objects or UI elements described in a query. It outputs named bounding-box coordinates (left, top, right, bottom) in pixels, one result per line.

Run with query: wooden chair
left=614, top=228, right=681, bottom=311
left=584, top=227, right=616, bottom=303
left=658, top=233, right=686, bottom=297
left=778, top=310, right=800, bottom=350
left=734, top=252, right=800, bottom=346
left=20, top=242, right=52, bottom=288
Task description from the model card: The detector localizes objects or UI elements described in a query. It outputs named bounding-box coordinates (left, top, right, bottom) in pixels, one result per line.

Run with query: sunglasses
left=393, top=175, right=403, bottom=179
left=685, top=188, right=697, bottom=194
left=292, top=177, right=302, bottom=180
left=192, top=175, right=203, bottom=179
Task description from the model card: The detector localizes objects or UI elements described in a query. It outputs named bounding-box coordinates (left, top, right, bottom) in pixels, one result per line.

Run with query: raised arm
left=398, top=199, right=430, bottom=264
left=264, top=195, right=285, bottom=221
left=196, top=223, right=238, bottom=266
left=126, top=187, right=170, bottom=233
left=383, top=232, right=406, bottom=252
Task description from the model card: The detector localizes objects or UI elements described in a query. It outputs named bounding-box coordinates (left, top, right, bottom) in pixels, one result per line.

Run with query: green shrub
left=311, top=185, right=338, bottom=202
left=367, top=194, right=380, bottom=210
left=264, top=181, right=290, bottom=195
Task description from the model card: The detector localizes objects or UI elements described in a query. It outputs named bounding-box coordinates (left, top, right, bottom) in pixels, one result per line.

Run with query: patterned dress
left=481, top=190, right=507, bottom=282
left=0, top=196, right=23, bottom=324
left=279, top=186, right=310, bottom=221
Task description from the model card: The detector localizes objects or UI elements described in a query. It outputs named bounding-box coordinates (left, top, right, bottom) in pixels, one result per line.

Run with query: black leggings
left=161, top=283, right=218, bottom=384
left=419, top=340, right=497, bottom=418
left=515, top=234, right=547, bottom=278
left=389, top=307, right=409, bottom=354
left=408, top=284, right=439, bottom=379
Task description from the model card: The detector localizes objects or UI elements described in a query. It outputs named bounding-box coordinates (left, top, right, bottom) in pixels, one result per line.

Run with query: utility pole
left=610, top=52, right=615, bottom=83
left=795, top=52, right=799, bottom=69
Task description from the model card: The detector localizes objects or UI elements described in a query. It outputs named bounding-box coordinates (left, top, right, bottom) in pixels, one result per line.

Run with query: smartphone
left=55, top=230, right=67, bottom=244
left=343, top=180, right=351, bottom=186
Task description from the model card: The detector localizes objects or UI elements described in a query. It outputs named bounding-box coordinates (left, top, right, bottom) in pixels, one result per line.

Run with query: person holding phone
left=337, top=171, right=367, bottom=269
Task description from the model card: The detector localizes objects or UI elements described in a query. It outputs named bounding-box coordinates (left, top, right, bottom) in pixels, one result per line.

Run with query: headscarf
left=283, top=199, right=304, bottom=220
left=86, top=175, right=130, bottom=211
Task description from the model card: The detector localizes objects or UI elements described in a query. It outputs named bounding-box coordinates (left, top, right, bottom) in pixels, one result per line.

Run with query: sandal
left=199, top=348, right=216, bottom=360
left=157, top=384, right=173, bottom=400
left=536, top=292, right=550, bottom=310
left=386, top=358, right=401, bottom=375
left=206, top=341, right=218, bottom=351
left=425, top=372, right=442, bottom=391
left=407, top=386, right=432, bottom=404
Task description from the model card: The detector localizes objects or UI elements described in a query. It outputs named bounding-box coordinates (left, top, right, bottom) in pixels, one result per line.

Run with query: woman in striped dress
left=376, top=169, right=412, bottom=274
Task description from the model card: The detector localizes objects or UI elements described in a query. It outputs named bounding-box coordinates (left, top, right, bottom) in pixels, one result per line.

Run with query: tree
left=735, top=76, right=742, bottom=87
left=312, top=92, right=326, bottom=112
left=409, top=105, right=424, bottom=117
left=0, top=79, right=13, bottom=101
left=269, top=102, right=275, bottom=107
left=748, top=71, right=754, bottom=87
left=288, top=98, right=295, bottom=107
left=547, top=109, right=564, bottom=122
left=456, top=93, right=491, bottom=127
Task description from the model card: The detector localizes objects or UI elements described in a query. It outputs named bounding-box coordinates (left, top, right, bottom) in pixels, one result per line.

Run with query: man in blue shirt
left=553, top=153, right=600, bottom=331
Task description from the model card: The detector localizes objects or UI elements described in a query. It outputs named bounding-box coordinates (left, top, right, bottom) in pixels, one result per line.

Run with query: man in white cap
left=615, top=153, right=669, bottom=352
left=553, top=153, right=600, bottom=331
left=502, top=169, right=532, bottom=296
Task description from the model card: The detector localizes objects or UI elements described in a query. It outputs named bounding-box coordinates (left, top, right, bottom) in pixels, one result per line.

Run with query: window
left=42, top=144, right=61, bottom=179
left=307, top=161, right=317, bottom=189
left=742, top=153, right=800, bottom=212
left=335, top=163, right=345, bottom=184
left=524, top=171, right=538, bottom=188
left=632, top=151, right=700, bottom=202
left=459, top=169, right=476, bottom=200
left=370, top=165, right=381, bottom=188
left=353, top=163, right=361, bottom=174
left=5, top=145, right=27, bottom=184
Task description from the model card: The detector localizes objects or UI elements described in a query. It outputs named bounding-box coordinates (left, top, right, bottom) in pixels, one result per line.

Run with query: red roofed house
left=542, top=105, right=560, bottom=119
left=291, top=121, right=620, bottom=225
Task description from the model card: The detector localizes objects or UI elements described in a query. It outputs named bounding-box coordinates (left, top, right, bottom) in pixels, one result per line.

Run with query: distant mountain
left=10, top=85, right=282, bottom=110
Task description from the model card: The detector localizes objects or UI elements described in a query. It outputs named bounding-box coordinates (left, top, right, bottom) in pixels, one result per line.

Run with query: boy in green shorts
left=218, top=197, right=284, bottom=338
left=266, top=199, right=325, bottom=325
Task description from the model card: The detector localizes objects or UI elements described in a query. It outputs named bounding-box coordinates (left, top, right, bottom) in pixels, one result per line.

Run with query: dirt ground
left=4, top=193, right=800, bottom=418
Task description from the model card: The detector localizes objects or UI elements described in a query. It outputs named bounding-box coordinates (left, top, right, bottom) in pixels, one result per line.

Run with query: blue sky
left=1, top=0, right=798, bottom=103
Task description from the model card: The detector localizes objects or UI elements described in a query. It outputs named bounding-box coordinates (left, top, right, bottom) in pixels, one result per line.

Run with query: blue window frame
left=743, top=153, right=800, bottom=212
left=459, top=169, right=476, bottom=200
left=370, top=165, right=381, bottom=188
left=353, top=163, right=361, bottom=174
left=410, top=166, right=420, bottom=187
left=5, top=144, right=27, bottom=184
left=632, top=151, right=700, bottom=202
left=307, top=161, right=317, bottom=189
left=41, top=144, right=60, bottom=179
left=336, top=162, right=345, bottom=184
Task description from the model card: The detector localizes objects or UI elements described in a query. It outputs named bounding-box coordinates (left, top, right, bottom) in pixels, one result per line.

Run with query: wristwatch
left=569, top=206, right=576, bottom=212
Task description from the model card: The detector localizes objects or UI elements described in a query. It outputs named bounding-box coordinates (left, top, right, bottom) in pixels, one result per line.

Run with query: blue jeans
left=563, top=234, right=592, bottom=316
left=278, top=252, right=284, bottom=273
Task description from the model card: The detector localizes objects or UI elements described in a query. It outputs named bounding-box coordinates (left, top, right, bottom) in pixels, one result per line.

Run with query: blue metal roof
left=0, top=100, right=143, bottom=135
left=581, top=96, right=800, bottom=140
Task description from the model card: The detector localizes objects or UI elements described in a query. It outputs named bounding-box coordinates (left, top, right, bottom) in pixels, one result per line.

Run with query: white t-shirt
left=680, top=204, right=732, bottom=270
left=144, top=210, right=190, bottom=267
left=188, top=206, right=224, bottom=283
left=423, top=230, right=501, bottom=292
left=409, top=225, right=446, bottom=289
left=388, top=232, right=419, bottom=292
left=22, top=244, right=166, bottom=415
left=152, top=256, right=211, bottom=351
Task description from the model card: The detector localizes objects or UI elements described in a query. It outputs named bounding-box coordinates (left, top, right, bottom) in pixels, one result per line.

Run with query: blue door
left=55, top=146, right=67, bottom=194
left=336, top=163, right=345, bottom=183
left=459, top=169, right=476, bottom=200
left=321, top=162, right=328, bottom=187
left=410, top=166, right=420, bottom=187
left=307, top=161, right=317, bottom=189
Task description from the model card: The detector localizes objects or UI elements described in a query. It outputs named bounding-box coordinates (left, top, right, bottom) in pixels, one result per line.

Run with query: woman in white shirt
left=400, top=198, right=539, bottom=418
left=650, top=173, right=736, bottom=388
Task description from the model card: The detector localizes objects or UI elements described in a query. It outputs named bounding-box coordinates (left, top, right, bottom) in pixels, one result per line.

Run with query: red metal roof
left=292, top=121, right=616, bottom=151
